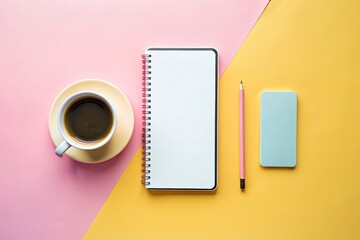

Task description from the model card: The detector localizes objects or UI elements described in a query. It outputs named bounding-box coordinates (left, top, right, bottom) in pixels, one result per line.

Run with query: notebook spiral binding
left=141, top=53, right=152, bottom=186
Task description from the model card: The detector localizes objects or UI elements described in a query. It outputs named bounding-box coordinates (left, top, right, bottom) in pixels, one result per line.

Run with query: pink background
left=0, top=0, right=268, bottom=239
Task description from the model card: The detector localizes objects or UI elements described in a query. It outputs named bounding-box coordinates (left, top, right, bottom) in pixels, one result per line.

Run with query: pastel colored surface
left=0, top=0, right=269, bottom=239
left=84, top=0, right=360, bottom=239
left=260, top=91, right=297, bottom=167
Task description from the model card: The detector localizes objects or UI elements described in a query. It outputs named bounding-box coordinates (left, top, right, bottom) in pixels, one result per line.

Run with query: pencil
left=240, top=81, right=245, bottom=189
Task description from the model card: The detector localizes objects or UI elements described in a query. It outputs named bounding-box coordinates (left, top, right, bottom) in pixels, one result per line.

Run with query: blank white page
left=145, top=48, right=218, bottom=190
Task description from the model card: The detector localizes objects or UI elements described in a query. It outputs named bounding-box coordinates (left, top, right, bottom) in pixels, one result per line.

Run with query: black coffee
left=65, top=97, right=113, bottom=142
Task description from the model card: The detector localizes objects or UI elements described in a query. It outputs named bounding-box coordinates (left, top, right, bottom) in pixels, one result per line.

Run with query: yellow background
left=84, top=0, right=360, bottom=239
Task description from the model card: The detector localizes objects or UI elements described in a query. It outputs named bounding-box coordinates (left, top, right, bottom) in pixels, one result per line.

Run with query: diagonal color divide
left=84, top=0, right=360, bottom=238
left=0, top=0, right=269, bottom=239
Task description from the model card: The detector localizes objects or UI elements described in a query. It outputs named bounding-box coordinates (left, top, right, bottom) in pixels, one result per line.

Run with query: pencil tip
left=240, top=80, right=242, bottom=84
left=240, top=179, right=245, bottom=189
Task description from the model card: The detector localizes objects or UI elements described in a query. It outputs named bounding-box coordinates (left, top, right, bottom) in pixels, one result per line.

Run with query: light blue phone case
left=260, top=91, right=297, bottom=167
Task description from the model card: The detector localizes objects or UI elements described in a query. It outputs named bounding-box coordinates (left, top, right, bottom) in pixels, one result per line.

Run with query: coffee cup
left=55, top=91, right=117, bottom=157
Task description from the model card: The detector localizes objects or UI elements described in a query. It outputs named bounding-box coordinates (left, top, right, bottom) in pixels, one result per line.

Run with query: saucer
left=49, top=79, right=134, bottom=163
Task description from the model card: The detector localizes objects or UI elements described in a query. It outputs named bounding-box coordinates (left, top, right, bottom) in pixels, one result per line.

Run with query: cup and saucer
left=48, top=79, right=134, bottom=163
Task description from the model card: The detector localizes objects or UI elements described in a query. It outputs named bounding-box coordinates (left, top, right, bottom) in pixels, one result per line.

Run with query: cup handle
left=55, top=141, right=71, bottom=157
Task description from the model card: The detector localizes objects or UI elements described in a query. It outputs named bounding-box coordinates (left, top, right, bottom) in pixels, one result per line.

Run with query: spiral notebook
left=142, top=48, right=218, bottom=190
